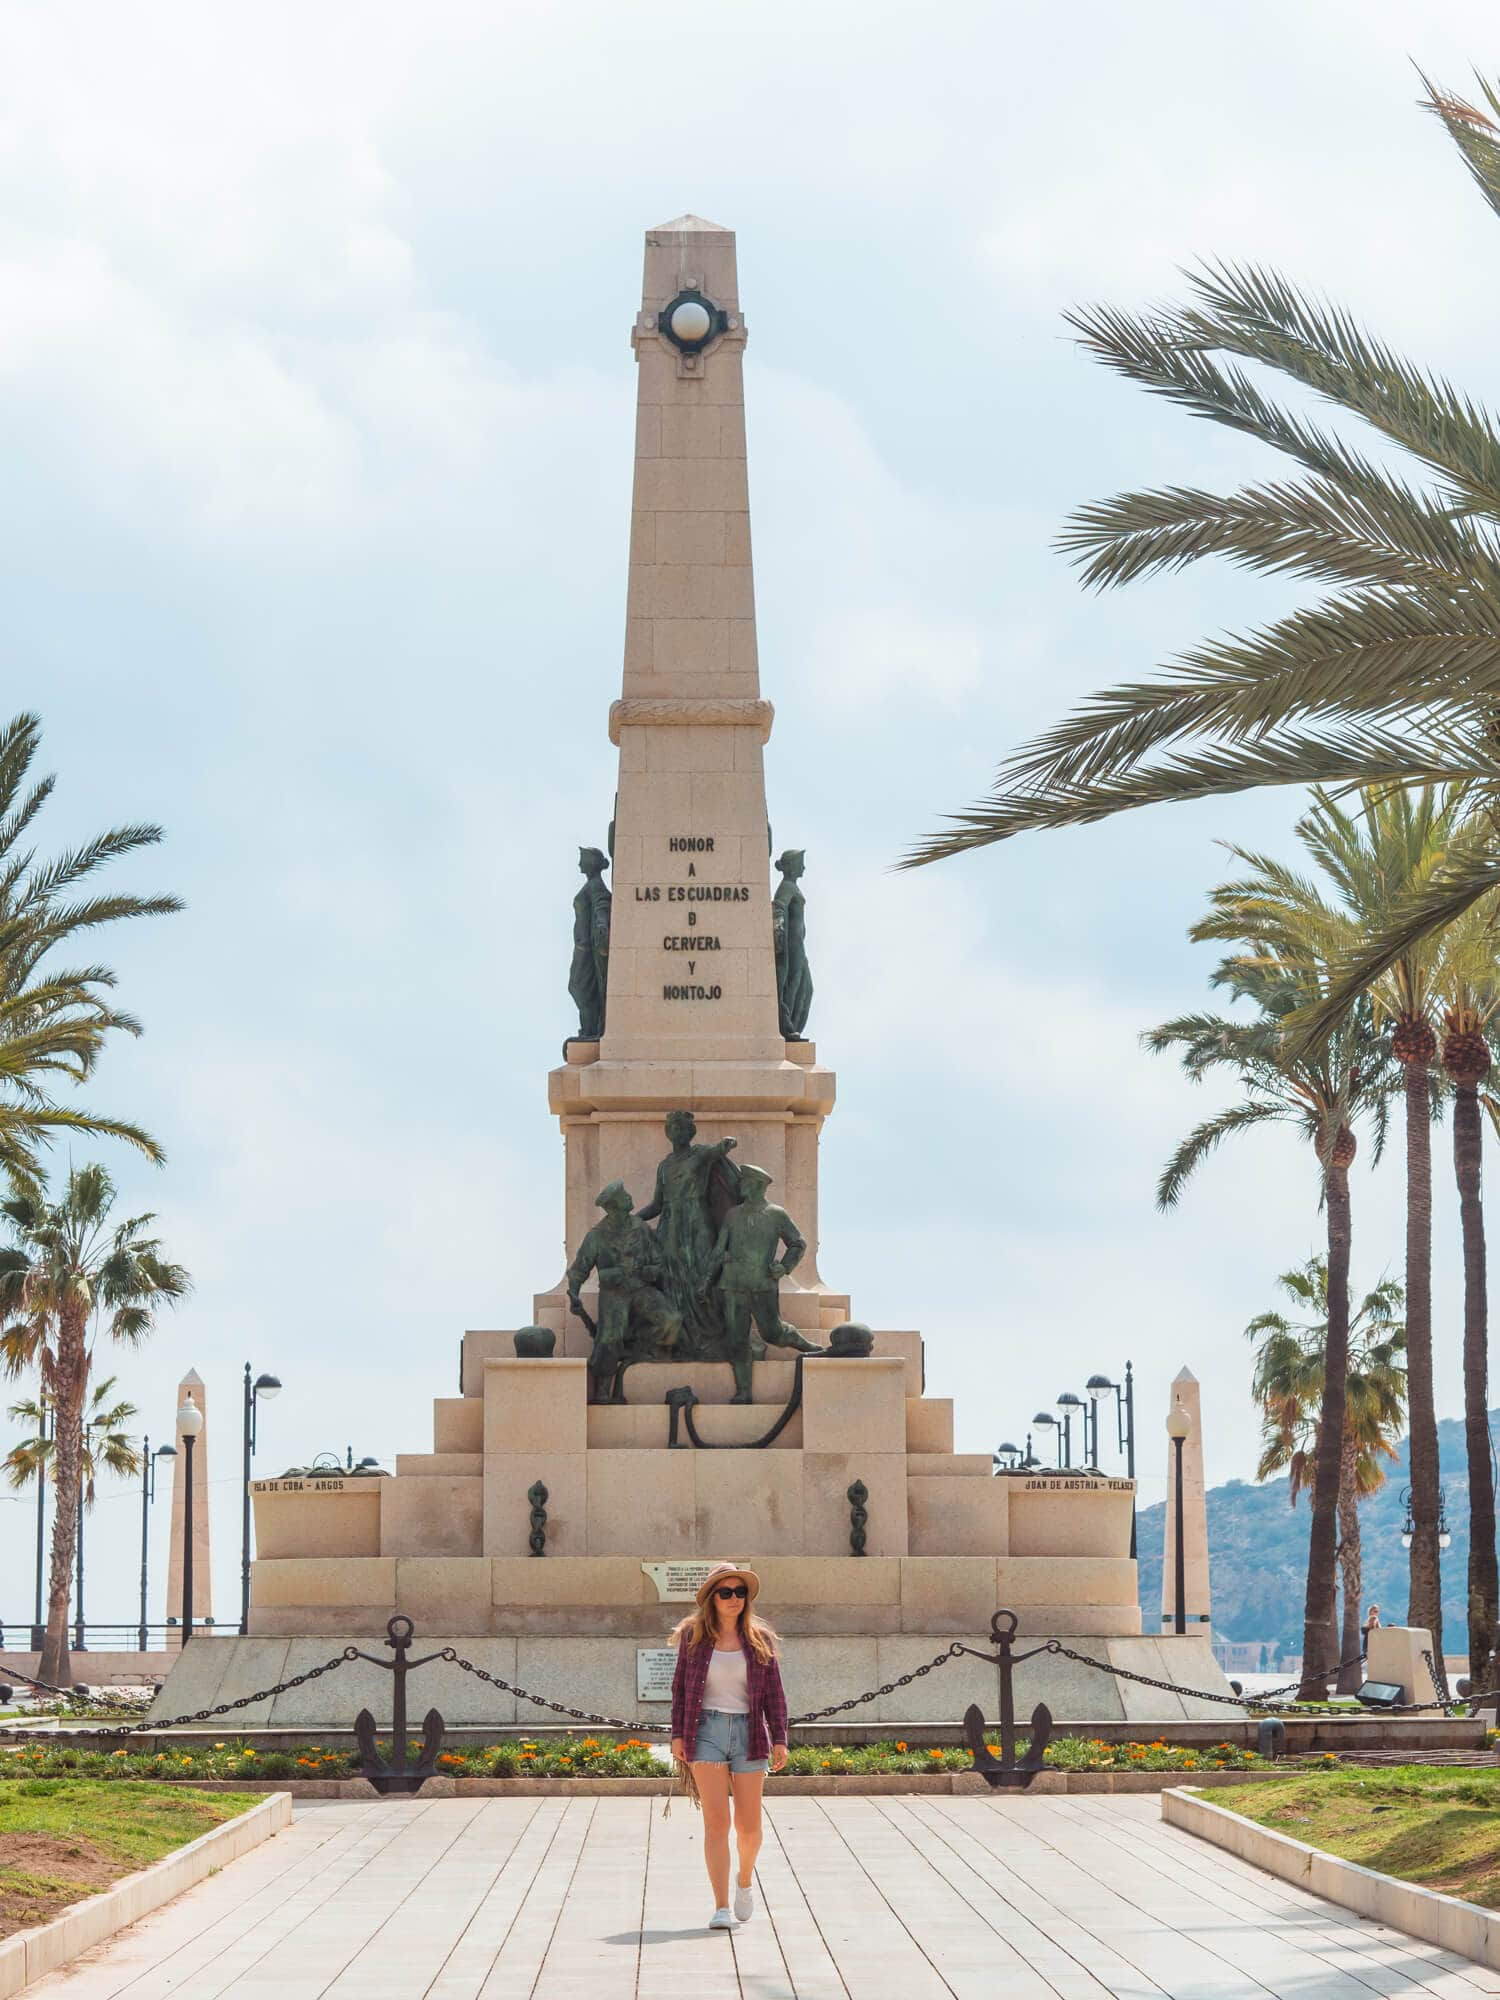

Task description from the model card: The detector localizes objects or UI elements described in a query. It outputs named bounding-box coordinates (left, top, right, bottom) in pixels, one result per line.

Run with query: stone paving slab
left=23, top=1793, right=1500, bottom=1998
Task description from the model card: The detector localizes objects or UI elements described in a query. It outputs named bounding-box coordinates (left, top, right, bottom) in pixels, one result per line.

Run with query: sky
left=0, top=0, right=1497, bottom=1633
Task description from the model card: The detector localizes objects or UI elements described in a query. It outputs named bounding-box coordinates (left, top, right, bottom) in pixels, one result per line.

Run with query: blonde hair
left=671, top=1592, right=778, bottom=1663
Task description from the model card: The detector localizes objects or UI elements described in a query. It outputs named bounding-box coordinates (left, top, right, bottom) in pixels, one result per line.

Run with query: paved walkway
left=27, top=1793, right=1500, bottom=1999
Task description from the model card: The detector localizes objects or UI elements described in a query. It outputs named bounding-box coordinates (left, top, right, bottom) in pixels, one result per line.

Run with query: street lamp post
left=1056, top=1391, right=1084, bottom=1471
left=1166, top=1403, right=1192, bottom=1636
left=139, top=1438, right=176, bottom=1652
left=178, top=1399, right=204, bottom=1643
left=1400, top=1484, right=1452, bottom=1553
left=74, top=1485, right=85, bottom=1653
left=1032, top=1411, right=1060, bottom=1468
left=74, top=1410, right=99, bottom=1653
left=240, top=1366, right=282, bottom=1636
left=31, top=1400, right=48, bottom=1651
left=1087, top=1363, right=1137, bottom=1553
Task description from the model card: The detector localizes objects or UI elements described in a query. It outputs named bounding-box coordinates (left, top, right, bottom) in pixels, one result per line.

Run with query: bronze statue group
left=566, top=1111, right=822, bottom=1404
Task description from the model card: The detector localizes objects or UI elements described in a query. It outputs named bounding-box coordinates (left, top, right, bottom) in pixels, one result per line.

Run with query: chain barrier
left=438, top=1641, right=971, bottom=1734
left=4, top=1623, right=1490, bottom=1752
left=1026, top=1638, right=1500, bottom=1718
left=0, top=1664, right=142, bottom=1713
left=1, top=1650, right=360, bottom=1740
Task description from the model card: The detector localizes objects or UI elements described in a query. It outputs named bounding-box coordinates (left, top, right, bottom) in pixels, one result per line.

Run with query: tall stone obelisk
left=545, top=216, right=841, bottom=1337
left=164, top=1369, right=213, bottom=1641
left=1161, top=1366, right=1211, bottom=1632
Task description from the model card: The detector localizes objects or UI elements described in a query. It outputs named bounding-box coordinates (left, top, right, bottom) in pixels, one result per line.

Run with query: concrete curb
left=0, top=1791, right=291, bottom=1997
left=1162, top=1786, right=1500, bottom=1971
left=162, top=1766, right=1276, bottom=1800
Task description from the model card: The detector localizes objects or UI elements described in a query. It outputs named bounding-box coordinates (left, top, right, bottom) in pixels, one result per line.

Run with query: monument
left=151, top=218, right=1230, bottom=1729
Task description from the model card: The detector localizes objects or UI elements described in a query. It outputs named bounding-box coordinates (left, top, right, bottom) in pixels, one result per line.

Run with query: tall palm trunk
left=1453, top=1067, right=1498, bottom=1686
left=1300, top=1128, right=1354, bottom=1700
left=1336, top=1428, right=1363, bottom=1695
left=1399, top=1037, right=1444, bottom=1669
left=37, top=1301, right=87, bottom=1685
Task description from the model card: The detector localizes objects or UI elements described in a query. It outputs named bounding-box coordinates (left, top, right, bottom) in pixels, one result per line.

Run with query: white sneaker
left=709, top=1907, right=736, bottom=1931
left=734, top=1881, right=755, bottom=1923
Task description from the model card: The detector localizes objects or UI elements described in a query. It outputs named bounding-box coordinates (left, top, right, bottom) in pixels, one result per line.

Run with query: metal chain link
left=2, top=1650, right=360, bottom=1740
left=787, top=1645, right=968, bottom=1723
left=1034, top=1638, right=1497, bottom=1717
left=440, top=1642, right=969, bottom=1733
left=7, top=1628, right=1488, bottom=1755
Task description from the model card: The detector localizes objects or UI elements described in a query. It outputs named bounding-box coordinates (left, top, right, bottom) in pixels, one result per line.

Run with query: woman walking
left=670, top=1561, right=789, bottom=1931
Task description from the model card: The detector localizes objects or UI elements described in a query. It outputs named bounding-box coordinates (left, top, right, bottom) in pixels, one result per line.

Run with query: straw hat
left=695, top=1561, right=761, bottom=1607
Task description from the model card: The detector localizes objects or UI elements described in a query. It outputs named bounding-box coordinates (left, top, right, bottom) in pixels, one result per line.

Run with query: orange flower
left=519, top=1751, right=535, bottom=1760
left=928, top=1748, right=945, bottom=1759
left=821, top=1759, right=831, bottom=1768
left=895, top=1741, right=908, bottom=1752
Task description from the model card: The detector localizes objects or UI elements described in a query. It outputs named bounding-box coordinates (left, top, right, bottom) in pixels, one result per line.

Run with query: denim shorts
left=693, top=1709, right=768, bottom=1774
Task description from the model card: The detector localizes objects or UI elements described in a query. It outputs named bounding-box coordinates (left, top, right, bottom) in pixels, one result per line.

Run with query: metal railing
left=0, top=1622, right=194, bottom=1654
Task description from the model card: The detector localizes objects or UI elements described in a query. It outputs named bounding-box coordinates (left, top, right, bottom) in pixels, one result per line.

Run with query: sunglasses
left=714, top=1584, right=749, bottom=1600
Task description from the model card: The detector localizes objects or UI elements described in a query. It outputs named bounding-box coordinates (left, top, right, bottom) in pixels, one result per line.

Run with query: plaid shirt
left=671, top=1633, right=788, bottom=1761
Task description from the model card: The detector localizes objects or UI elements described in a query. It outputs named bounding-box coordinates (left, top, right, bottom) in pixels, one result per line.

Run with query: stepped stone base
left=147, top=1629, right=1233, bottom=1728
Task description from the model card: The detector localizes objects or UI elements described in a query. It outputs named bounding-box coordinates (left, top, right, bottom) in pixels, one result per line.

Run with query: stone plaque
left=637, top=1647, right=678, bottom=1702
left=642, top=1561, right=716, bottom=1602
left=248, top=1477, right=355, bottom=1495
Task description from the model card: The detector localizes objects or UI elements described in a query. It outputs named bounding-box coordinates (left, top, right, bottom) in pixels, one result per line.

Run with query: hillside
left=1135, top=1409, right=1490, bottom=1654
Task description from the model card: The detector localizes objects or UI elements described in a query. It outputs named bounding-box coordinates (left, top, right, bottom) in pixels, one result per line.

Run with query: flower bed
left=0, top=1732, right=1296, bottom=1782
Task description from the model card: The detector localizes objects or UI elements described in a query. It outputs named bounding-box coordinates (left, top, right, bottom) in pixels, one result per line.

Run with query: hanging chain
left=1, top=1650, right=360, bottom=1740
left=4, top=1626, right=1488, bottom=1752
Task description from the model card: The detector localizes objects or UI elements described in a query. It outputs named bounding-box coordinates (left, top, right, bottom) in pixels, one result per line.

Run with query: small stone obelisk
left=545, top=215, right=840, bottom=1337
left=164, top=1369, right=213, bottom=1641
left=1161, top=1366, right=1211, bottom=1631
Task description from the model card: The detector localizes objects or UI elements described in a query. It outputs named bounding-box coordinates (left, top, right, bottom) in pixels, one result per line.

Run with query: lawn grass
left=0, top=1778, right=262, bottom=1938
left=1219, top=1766, right=1500, bottom=1908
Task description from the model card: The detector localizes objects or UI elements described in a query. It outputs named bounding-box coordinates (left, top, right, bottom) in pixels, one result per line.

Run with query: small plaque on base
left=642, top=1561, right=716, bottom=1602
left=637, top=1648, right=678, bottom=1702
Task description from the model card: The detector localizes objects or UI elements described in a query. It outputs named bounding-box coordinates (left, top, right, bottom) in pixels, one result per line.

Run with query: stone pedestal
left=1367, top=1625, right=1437, bottom=1703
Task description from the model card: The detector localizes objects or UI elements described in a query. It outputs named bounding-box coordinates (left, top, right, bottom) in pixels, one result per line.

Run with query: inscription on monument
left=637, top=1647, right=679, bottom=1701
left=629, top=832, right=756, bottom=1001
left=1022, top=1478, right=1134, bottom=1492
left=249, top=1477, right=355, bottom=1495
left=642, top=1560, right=717, bottom=1601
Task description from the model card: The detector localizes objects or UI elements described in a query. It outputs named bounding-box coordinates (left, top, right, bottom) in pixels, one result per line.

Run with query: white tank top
left=703, top=1646, right=750, bottom=1714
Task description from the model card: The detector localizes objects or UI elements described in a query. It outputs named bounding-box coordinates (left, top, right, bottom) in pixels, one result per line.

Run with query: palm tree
left=904, top=72, right=1500, bottom=1014
left=0, top=1165, right=188, bottom=1683
left=1437, top=966, right=1500, bottom=1684
left=1148, top=950, right=1388, bottom=1699
left=6, top=1376, right=140, bottom=1647
left=1246, top=1257, right=1407, bottom=1693
left=0, top=711, right=179, bottom=1194
left=1191, top=786, right=1458, bottom=1670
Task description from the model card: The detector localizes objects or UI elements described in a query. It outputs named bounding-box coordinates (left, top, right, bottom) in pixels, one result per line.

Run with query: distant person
left=1362, top=1603, right=1381, bottom=1648
left=670, top=1563, right=788, bottom=1931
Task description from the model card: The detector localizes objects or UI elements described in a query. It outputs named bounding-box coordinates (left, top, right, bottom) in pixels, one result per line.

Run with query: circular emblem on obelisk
left=659, top=288, right=728, bottom=353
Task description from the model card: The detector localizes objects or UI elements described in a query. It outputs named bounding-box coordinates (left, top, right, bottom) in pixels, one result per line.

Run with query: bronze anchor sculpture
left=964, top=1609, right=1054, bottom=1789
left=352, top=1615, right=448, bottom=1795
